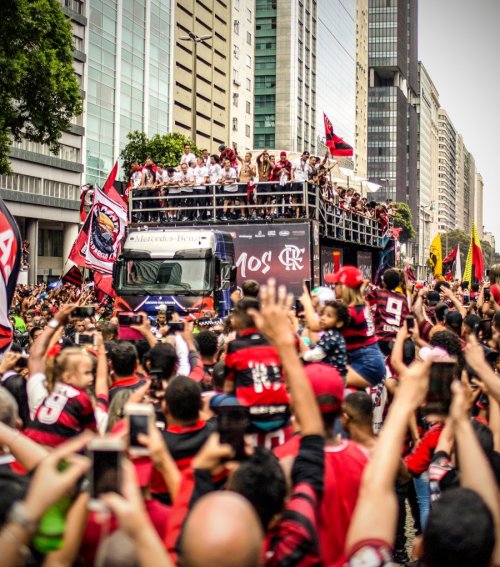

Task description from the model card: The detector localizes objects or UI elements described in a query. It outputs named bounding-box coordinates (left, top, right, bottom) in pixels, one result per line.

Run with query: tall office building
left=229, top=0, right=255, bottom=151
left=254, top=0, right=317, bottom=152
left=171, top=0, right=231, bottom=150
left=416, top=62, right=439, bottom=275
left=476, top=172, right=484, bottom=239
left=355, top=0, right=369, bottom=179
left=316, top=0, right=356, bottom=155
left=0, top=0, right=87, bottom=284
left=437, top=108, right=457, bottom=233
left=367, top=0, right=418, bottom=214
left=455, top=134, right=465, bottom=231
left=463, top=147, right=475, bottom=234
left=86, top=0, right=172, bottom=184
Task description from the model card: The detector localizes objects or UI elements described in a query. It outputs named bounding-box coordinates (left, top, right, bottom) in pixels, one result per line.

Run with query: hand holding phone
left=125, top=404, right=155, bottom=456
left=216, top=405, right=249, bottom=461
left=88, top=439, right=124, bottom=511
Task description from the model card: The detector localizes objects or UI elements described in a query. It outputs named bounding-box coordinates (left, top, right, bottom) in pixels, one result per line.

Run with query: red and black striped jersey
left=224, top=328, right=290, bottom=429
left=25, top=382, right=96, bottom=447
left=369, top=288, right=409, bottom=342
left=342, top=305, right=378, bottom=351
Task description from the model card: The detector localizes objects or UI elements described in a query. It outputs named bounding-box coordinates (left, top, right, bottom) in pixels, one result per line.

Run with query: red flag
left=324, top=113, right=353, bottom=157
left=79, top=185, right=93, bottom=223
left=94, top=271, right=115, bottom=299
left=62, top=265, right=83, bottom=286
left=404, top=263, right=417, bottom=282
left=102, top=161, right=127, bottom=208
left=472, top=241, right=484, bottom=283
left=442, top=247, right=457, bottom=265
left=68, top=214, right=91, bottom=267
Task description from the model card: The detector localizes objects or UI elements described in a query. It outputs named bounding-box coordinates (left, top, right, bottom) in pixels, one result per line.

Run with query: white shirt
left=207, top=163, right=222, bottom=184
left=193, top=166, right=208, bottom=186
left=293, top=158, right=311, bottom=182
left=180, top=152, right=196, bottom=166
left=219, top=168, right=238, bottom=192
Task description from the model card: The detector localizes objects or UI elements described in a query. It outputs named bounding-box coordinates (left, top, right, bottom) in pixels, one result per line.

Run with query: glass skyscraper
left=86, top=0, right=171, bottom=184
left=316, top=0, right=356, bottom=150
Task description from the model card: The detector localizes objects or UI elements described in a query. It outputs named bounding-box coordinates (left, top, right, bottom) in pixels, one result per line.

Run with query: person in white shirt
left=162, top=167, right=178, bottom=220
left=175, top=163, right=195, bottom=221
left=292, top=150, right=312, bottom=218
left=192, top=156, right=209, bottom=220
left=218, top=159, right=238, bottom=221
left=180, top=144, right=196, bottom=167
left=201, top=148, right=210, bottom=167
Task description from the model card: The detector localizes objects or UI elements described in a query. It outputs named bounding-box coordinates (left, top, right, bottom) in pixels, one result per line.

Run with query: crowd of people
left=2, top=265, right=500, bottom=566
left=125, top=143, right=394, bottom=231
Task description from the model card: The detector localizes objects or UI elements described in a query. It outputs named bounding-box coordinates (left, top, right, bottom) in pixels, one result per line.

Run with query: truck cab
left=113, top=229, right=236, bottom=317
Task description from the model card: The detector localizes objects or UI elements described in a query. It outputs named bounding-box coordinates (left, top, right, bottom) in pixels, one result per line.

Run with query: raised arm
left=464, top=335, right=500, bottom=404
left=451, top=381, right=500, bottom=565
left=346, top=360, right=431, bottom=554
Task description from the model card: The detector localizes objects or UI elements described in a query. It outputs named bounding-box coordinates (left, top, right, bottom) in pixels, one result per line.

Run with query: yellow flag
left=429, top=234, right=443, bottom=278
left=462, top=222, right=484, bottom=287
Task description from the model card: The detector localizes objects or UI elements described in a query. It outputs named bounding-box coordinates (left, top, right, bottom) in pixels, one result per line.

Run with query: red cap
left=304, top=363, right=344, bottom=413
left=132, top=456, right=153, bottom=488
left=280, top=151, right=287, bottom=157
left=491, top=284, right=500, bottom=304
left=324, top=265, right=364, bottom=288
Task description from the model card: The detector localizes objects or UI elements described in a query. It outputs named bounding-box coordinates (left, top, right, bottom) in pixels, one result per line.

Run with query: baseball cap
left=311, top=286, right=335, bottom=307
left=304, top=363, right=344, bottom=413
left=324, top=266, right=364, bottom=288
left=280, top=151, right=287, bottom=157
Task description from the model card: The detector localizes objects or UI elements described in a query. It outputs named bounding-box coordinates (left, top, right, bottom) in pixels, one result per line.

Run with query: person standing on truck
left=256, top=149, right=274, bottom=219
left=218, top=159, right=238, bottom=221
left=236, top=152, right=255, bottom=220
left=270, top=151, right=293, bottom=218
left=192, top=156, right=209, bottom=221
left=175, top=162, right=195, bottom=222
left=292, top=150, right=311, bottom=218
left=180, top=143, right=196, bottom=166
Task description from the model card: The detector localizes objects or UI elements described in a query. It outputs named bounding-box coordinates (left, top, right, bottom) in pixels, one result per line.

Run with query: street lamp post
left=179, top=31, right=212, bottom=144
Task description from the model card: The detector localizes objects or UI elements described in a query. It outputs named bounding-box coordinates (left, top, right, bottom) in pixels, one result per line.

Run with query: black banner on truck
left=218, top=224, right=311, bottom=297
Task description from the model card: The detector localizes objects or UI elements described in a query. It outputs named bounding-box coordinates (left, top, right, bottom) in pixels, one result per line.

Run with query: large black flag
left=0, top=198, right=22, bottom=352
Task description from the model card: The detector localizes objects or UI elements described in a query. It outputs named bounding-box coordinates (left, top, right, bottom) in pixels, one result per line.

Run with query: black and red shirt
left=225, top=328, right=290, bottom=431
left=25, top=382, right=96, bottom=447
left=342, top=305, right=378, bottom=351
left=109, top=375, right=147, bottom=402
left=369, top=288, right=409, bottom=343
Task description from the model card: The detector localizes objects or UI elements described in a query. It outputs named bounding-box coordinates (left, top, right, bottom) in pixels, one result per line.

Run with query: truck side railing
left=127, top=181, right=385, bottom=247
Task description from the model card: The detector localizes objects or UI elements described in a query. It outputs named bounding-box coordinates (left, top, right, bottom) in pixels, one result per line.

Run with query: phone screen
left=91, top=449, right=121, bottom=498
left=217, top=406, right=249, bottom=461
left=75, top=333, right=95, bottom=346
left=406, top=315, right=415, bottom=330
left=73, top=306, right=96, bottom=318
left=129, top=414, right=149, bottom=449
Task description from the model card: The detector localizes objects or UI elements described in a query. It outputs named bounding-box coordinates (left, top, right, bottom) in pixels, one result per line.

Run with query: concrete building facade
left=0, top=0, right=87, bottom=284
left=254, top=0, right=317, bottom=153
left=367, top=0, right=419, bottom=216
left=455, top=134, right=465, bottom=232
left=171, top=0, right=231, bottom=150
left=437, top=108, right=457, bottom=233
left=355, top=0, right=368, bottom=179
left=416, top=62, right=439, bottom=276
left=86, top=0, right=172, bottom=184
left=476, top=172, right=484, bottom=239
left=229, top=0, right=255, bottom=151
left=463, top=147, right=475, bottom=234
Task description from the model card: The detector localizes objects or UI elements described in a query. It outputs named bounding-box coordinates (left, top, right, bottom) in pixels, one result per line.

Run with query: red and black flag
left=0, top=198, right=22, bottom=353
left=324, top=113, right=353, bottom=157
left=62, top=264, right=83, bottom=287
left=442, top=247, right=457, bottom=281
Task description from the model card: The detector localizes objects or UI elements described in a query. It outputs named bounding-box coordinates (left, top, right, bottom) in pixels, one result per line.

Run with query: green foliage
left=440, top=229, right=495, bottom=269
left=0, top=0, right=82, bottom=174
left=392, top=202, right=416, bottom=242
left=120, top=131, right=202, bottom=176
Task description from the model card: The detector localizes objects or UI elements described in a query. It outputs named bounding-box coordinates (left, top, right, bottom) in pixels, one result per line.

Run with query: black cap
left=445, top=310, right=463, bottom=331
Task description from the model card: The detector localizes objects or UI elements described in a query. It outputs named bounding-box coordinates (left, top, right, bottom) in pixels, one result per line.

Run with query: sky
left=418, top=0, right=500, bottom=249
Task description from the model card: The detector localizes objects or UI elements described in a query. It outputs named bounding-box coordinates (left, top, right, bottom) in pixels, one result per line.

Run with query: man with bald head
left=181, top=492, right=263, bottom=567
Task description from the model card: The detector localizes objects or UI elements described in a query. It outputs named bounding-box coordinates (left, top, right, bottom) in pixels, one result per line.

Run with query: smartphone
left=295, top=299, right=304, bottom=313
left=217, top=405, right=249, bottom=461
left=125, top=404, right=155, bottom=456
left=88, top=439, right=124, bottom=511
left=73, top=306, right=96, bottom=319
left=17, top=354, right=29, bottom=369
left=484, top=289, right=491, bottom=302
left=75, top=333, right=96, bottom=347
left=425, top=362, right=456, bottom=416
left=118, top=312, right=143, bottom=341
left=405, top=315, right=415, bottom=330
left=168, top=322, right=185, bottom=332
left=303, top=279, right=311, bottom=294
left=118, top=312, right=143, bottom=326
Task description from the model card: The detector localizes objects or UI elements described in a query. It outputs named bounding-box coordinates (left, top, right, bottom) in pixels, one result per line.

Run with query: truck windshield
left=120, top=259, right=213, bottom=292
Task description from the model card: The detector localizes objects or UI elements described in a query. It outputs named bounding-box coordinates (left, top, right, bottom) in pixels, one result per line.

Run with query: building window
left=246, top=55, right=252, bottom=68
left=232, top=117, right=238, bottom=131
left=246, top=8, right=252, bottom=22
left=246, top=78, right=251, bottom=91
left=233, top=20, right=239, bottom=35
left=233, top=93, right=239, bottom=107
left=234, top=0, right=239, bottom=9
left=246, top=101, right=251, bottom=114
left=245, top=124, right=251, bottom=137
left=246, top=31, right=252, bottom=45
left=233, top=68, right=239, bottom=81
left=233, top=45, right=239, bottom=59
